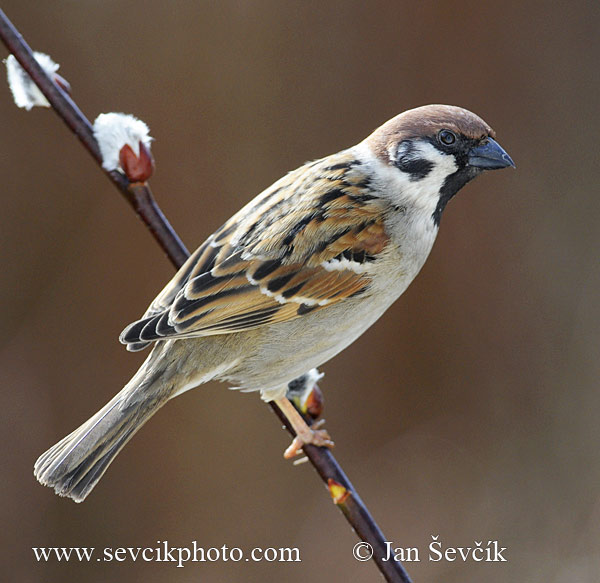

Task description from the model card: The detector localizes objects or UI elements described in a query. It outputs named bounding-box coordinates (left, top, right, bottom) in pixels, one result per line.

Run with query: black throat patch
left=432, top=166, right=481, bottom=226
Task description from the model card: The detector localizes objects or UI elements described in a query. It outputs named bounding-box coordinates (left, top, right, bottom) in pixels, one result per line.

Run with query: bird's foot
left=283, top=419, right=334, bottom=459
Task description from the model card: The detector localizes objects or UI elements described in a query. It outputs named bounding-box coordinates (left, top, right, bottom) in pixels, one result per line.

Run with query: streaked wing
left=120, top=151, right=389, bottom=347
left=120, top=233, right=227, bottom=350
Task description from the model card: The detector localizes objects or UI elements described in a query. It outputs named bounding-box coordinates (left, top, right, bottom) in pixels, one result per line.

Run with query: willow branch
left=0, top=9, right=411, bottom=582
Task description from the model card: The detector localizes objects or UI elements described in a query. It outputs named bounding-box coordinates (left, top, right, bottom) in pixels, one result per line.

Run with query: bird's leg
left=273, top=397, right=334, bottom=459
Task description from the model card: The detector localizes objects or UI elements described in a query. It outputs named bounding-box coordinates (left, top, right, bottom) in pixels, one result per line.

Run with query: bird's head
left=365, top=104, right=514, bottom=225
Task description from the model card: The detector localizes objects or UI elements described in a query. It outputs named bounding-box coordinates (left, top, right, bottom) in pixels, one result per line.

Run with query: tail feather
left=34, top=366, right=171, bottom=502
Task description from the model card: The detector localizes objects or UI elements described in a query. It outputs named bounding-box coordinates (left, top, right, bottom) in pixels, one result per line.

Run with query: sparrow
left=34, top=104, right=514, bottom=502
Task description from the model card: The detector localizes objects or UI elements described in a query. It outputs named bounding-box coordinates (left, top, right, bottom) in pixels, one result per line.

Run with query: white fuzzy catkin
left=5, top=52, right=59, bottom=110
left=93, top=113, right=153, bottom=172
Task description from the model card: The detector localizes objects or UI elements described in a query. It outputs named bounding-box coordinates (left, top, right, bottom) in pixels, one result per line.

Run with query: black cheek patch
left=394, top=156, right=434, bottom=180
left=393, top=141, right=434, bottom=181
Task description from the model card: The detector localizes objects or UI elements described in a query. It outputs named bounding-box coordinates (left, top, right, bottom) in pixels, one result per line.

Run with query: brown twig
left=0, top=9, right=412, bottom=582
left=0, top=12, right=189, bottom=266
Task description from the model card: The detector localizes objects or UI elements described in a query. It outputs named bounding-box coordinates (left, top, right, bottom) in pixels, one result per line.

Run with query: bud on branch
left=93, top=112, right=154, bottom=182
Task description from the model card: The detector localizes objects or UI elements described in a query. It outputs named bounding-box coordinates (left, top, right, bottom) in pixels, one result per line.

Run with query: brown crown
left=366, top=104, right=495, bottom=161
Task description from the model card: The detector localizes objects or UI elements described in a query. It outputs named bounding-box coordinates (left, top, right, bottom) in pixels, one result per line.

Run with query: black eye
left=438, top=130, right=456, bottom=146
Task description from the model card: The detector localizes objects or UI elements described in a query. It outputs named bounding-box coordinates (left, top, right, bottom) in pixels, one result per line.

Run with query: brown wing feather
left=120, top=151, right=389, bottom=346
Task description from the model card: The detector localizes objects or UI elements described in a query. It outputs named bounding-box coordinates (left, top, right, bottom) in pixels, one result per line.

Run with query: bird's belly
left=223, top=292, right=396, bottom=394
left=220, top=243, right=434, bottom=395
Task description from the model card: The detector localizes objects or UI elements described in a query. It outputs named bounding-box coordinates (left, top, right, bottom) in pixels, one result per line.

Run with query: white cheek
left=353, top=140, right=457, bottom=219
left=392, top=142, right=455, bottom=212
left=351, top=140, right=449, bottom=273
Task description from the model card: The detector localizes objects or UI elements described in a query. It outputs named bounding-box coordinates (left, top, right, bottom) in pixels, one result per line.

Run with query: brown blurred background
left=1, top=2, right=598, bottom=582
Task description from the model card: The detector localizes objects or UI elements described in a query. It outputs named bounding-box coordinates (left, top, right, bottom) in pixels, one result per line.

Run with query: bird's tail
left=34, top=350, right=173, bottom=503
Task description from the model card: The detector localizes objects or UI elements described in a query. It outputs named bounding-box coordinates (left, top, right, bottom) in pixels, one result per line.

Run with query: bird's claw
left=283, top=420, right=334, bottom=459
